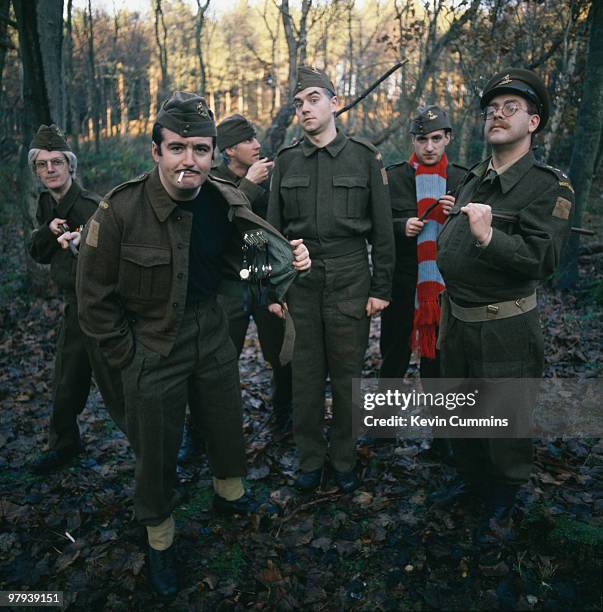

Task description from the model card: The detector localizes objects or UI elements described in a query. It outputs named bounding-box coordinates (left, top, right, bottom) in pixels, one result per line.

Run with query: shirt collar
left=145, top=167, right=180, bottom=222
left=300, top=128, right=347, bottom=158
left=472, top=150, right=535, bottom=194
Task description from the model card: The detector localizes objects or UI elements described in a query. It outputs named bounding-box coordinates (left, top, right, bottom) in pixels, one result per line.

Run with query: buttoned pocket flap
left=281, top=176, right=310, bottom=188
left=121, top=245, right=171, bottom=267
left=333, top=176, right=368, bottom=188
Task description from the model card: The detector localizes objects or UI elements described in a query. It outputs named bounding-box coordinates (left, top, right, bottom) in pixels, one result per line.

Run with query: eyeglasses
left=35, top=158, right=66, bottom=171
left=481, top=101, right=530, bottom=120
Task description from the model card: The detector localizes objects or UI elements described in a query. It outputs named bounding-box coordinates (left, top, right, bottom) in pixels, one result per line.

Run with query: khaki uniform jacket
left=267, top=130, right=394, bottom=301
left=437, top=151, right=573, bottom=304
left=76, top=168, right=289, bottom=369
left=29, top=181, right=101, bottom=295
left=386, top=160, right=467, bottom=289
left=211, top=164, right=269, bottom=219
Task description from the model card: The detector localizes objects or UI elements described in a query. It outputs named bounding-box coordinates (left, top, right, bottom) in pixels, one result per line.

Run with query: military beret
left=480, top=68, right=550, bottom=132
left=410, top=105, right=451, bottom=135
left=293, top=65, right=336, bottom=97
left=156, top=91, right=216, bottom=138
left=30, top=124, right=71, bottom=152
left=217, top=114, right=256, bottom=151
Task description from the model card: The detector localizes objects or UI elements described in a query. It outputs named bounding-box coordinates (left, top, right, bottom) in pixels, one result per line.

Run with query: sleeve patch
left=380, top=167, right=388, bottom=185
left=552, top=197, right=572, bottom=220
left=86, top=219, right=100, bottom=247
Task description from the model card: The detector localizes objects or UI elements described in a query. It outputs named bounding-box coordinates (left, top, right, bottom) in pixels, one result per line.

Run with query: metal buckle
left=486, top=304, right=499, bottom=315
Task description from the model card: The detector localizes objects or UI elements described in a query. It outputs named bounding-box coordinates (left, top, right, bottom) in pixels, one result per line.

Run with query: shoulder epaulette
left=534, top=161, right=574, bottom=193
left=385, top=160, right=409, bottom=171
left=449, top=162, right=469, bottom=172
left=208, top=173, right=237, bottom=187
left=275, top=138, right=301, bottom=157
left=104, top=172, right=150, bottom=200
left=349, top=135, right=379, bottom=154
left=80, top=189, right=101, bottom=204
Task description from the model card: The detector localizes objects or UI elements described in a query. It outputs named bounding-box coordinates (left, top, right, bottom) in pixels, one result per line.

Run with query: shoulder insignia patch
left=86, top=219, right=100, bottom=247
left=552, top=197, right=572, bottom=220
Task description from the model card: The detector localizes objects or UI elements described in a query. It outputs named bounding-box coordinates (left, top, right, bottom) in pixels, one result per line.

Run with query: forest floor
left=0, top=210, right=601, bottom=611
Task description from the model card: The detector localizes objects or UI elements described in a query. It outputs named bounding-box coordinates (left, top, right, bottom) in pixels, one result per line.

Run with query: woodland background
left=0, top=1, right=601, bottom=610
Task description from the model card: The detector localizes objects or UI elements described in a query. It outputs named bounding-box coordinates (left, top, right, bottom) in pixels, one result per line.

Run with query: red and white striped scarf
left=409, top=152, right=448, bottom=360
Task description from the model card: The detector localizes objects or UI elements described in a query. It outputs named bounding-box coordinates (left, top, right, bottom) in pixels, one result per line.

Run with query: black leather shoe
left=334, top=469, right=359, bottom=493
left=148, top=544, right=178, bottom=600
left=294, top=469, right=322, bottom=492
left=30, top=446, right=81, bottom=474
left=213, top=491, right=259, bottom=516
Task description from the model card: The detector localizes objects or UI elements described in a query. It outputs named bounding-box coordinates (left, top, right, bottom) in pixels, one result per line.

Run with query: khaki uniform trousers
left=50, top=297, right=126, bottom=451
left=219, top=293, right=292, bottom=410
left=287, top=249, right=370, bottom=473
left=440, top=307, right=543, bottom=485
left=122, top=297, right=246, bottom=526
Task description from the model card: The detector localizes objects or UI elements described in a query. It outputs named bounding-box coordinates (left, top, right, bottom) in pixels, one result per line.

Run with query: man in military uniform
left=436, top=69, right=573, bottom=523
left=212, top=114, right=292, bottom=431
left=27, top=124, right=126, bottom=474
left=380, top=105, right=466, bottom=380
left=268, top=66, right=395, bottom=493
left=76, top=92, right=310, bottom=599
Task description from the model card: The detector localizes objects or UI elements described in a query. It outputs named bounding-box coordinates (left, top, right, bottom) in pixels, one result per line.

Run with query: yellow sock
left=213, top=477, right=244, bottom=501
left=146, top=515, right=175, bottom=551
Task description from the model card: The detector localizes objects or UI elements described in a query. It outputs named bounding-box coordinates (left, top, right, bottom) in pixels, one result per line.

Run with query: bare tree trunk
left=154, top=0, right=169, bottom=108
left=13, top=0, right=65, bottom=295
left=542, top=6, right=578, bottom=162
left=0, top=0, right=14, bottom=116
left=372, top=0, right=481, bottom=146
left=195, top=0, right=210, bottom=96
left=85, top=0, right=100, bottom=152
left=64, top=0, right=79, bottom=153
left=558, top=0, right=603, bottom=289
left=263, top=0, right=312, bottom=157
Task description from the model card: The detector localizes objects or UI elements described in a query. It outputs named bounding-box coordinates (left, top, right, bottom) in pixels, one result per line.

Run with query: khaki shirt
left=76, top=168, right=289, bottom=368
left=29, top=181, right=100, bottom=295
left=267, top=130, right=394, bottom=301
left=437, top=151, right=574, bottom=304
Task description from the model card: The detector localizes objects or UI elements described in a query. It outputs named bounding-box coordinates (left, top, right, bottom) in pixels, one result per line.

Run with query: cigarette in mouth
left=177, top=171, right=185, bottom=184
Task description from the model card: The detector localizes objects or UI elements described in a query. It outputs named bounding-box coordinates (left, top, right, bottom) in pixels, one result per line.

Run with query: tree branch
left=336, top=59, right=408, bottom=117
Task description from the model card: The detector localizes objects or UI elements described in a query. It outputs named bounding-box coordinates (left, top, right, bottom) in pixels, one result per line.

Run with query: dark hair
left=152, top=122, right=164, bottom=154
left=151, top=122, right=216, bottom=155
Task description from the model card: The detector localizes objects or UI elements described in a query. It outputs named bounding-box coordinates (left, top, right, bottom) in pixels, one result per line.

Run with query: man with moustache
left=27, top=124, right=125, bottom=474
left=76, top=92, right=310, bottom=599
left=436, top=69, right=573, bottom=527
left=268, top=66, right=394, bottom=493
left=212, top=114, right=292, bottom=431
left=380, top=105, right=466, bottom=381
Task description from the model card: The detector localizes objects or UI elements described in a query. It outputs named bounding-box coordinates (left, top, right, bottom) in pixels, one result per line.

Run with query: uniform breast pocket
left=119, top=244, right=172, bottom=301
left=280, top=175, right=310, bottom=218
left=333, top=175, right=369, bottom=218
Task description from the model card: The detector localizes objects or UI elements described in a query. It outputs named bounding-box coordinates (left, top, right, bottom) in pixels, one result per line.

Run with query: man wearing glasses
left=436, top=69, right=573, bottom=529
left=28, top=124, right=125, bottom=474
